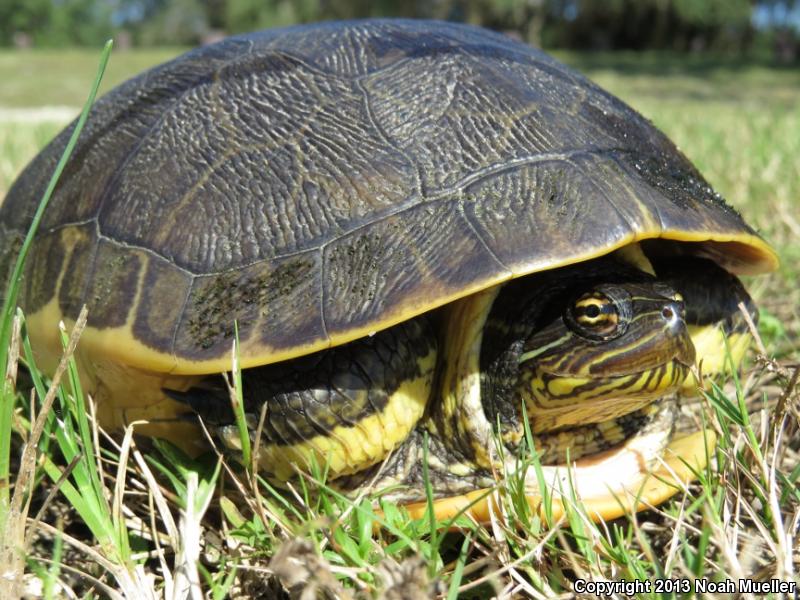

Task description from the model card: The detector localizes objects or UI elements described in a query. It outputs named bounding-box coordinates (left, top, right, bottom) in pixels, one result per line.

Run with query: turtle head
left=516, top=280, right=695, bottom=435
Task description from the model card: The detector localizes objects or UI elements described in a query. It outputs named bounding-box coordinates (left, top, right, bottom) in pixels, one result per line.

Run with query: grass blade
left=0, top=39, right=113, bottom=535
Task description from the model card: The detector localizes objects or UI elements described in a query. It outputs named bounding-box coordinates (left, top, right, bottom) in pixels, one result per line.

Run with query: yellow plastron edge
left=401, top=429, right=716, bottom=525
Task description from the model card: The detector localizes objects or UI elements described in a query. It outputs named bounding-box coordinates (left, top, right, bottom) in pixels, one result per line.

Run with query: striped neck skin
left=478, top=260, right=695, bottom=455
left=517, top=281, right=694, bottom=434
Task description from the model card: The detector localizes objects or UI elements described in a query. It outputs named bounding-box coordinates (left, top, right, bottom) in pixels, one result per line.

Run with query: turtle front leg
left=167, top=315, right=437, bottom=485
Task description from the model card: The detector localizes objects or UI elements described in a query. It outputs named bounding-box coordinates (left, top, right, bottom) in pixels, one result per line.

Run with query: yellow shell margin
left=401, top=428, right=717, bottom=526
left=27, top=230, right=778, bottom=379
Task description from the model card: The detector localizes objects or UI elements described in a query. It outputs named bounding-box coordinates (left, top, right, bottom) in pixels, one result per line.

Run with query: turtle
left=1, top=19, right=777, bottom=523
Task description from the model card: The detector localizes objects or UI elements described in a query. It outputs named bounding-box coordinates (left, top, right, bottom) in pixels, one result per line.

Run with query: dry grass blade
left=13, top=308, right=87, bottom=508
left=739, top=300, right=768, bottom=358
left=0, top=308, right=87, bottom=598
left=172, top=472, right=204, bottom=600
left=772, top=365, right=800, bottom=440
left=454, top=542, right=544, bottom=597
left=33, top=519, right=126, bottom=594
left=3, top=313, right=20, bottom=391
left=113, top=425, right=137, bottom=563
left=248, top=400, right=288, bottom=538
left=25, top=454, right=82, bottom=550
left=146, top=482, right=175, bottom=596
left=130, top=440, right=179, bottom=544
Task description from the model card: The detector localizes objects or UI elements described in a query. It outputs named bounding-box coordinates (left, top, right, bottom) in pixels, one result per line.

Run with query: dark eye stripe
left=574, top=294, right=618, bottom=331
left=568, top=291, right=630, bottom=341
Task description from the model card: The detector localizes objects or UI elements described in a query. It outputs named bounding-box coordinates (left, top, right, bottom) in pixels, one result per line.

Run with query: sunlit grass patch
left=0, top=48, right=185, bottom=108
left=0, top=121, right=65, bottom=202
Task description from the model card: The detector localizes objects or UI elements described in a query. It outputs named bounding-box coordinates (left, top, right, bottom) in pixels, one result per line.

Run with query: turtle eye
left=569, top=292, right=620, bottom=338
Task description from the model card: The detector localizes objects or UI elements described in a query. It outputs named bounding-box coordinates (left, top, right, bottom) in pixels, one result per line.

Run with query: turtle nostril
left=661, top=302, right=685, bottom=325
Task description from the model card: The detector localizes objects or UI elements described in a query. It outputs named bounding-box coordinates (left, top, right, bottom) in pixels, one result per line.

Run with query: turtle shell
left=1, top=19, right=777, bottom=376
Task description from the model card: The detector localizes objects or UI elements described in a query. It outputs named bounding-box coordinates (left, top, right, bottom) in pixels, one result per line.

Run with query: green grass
left=0, top=47, right=798, bottom=597
left=0, top=48, right=184, bottom=108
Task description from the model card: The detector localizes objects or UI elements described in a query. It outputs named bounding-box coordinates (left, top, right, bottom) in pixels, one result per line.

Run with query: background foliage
left=0, top=0, right=798, bottom=61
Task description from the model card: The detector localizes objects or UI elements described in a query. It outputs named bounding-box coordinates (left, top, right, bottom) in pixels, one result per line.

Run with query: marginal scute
left=609, top=151, right=748, bottom=235
left=55, top=224, right=97, bottom=321
left=0, top=230, right=23, bottom=300
left=84, top=240, right=143, bottom=329
left=173, top=251, right=324, bottom=360
left=133, top=254, right=194, bottom=351
left=20, top=231, right=63, bottom=316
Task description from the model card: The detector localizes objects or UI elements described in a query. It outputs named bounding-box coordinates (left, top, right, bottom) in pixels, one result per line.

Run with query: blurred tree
left=204, top=0, right=228, bottom=29
left=546, top=0, right=754, bottom=51
left=0, top=0, right=113, bottom=46
left=673, top=0, right=753, bottom=50
left=224, top=0, right=320, bottom=31
left=134, top=0, right=209, bottom=45
left=116, top=0, right=170, bottom=23
left=0, top=0, right=796, bottom=55
left=0, top=0, right=52, bottom=45
left=222, top=0, right=434, bottom=33
left=757, top=0, right=800, bottom=60
left=448, top=0, right=546, bottom=45
left=46, top=0, right=115, bottom=46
